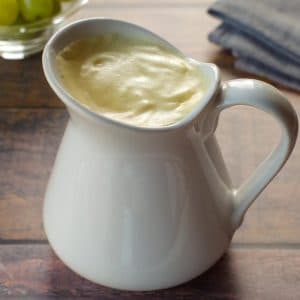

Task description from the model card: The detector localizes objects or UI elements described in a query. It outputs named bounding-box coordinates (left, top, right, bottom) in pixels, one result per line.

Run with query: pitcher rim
left=42, top=18, right=220, bottom=132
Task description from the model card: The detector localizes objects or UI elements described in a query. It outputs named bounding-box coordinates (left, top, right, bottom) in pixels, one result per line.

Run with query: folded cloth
left=208, top=0, right=300, bottom=91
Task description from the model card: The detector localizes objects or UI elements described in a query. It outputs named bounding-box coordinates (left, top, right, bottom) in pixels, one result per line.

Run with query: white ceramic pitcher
left=42, top=19, right=298, bottom=291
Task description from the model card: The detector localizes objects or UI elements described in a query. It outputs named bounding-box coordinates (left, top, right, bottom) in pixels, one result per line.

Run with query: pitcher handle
left=207, top=79, right=298, bottom=231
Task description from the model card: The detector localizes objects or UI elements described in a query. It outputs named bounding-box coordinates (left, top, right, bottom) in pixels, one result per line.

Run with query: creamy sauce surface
left=56, top=34, right=207, bottom=127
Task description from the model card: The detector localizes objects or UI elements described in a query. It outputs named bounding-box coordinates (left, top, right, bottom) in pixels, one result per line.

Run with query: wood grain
left=0, top=57, right=63, bottom=108
left=0, top=109, right=67, bottom=240
left=0, top=109, right=299, bottom=243
left=0, top=244, right=299, bottom=299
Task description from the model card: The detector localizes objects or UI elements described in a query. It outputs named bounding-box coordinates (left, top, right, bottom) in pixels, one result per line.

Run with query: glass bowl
left=0, top=0, right=88, bottom=60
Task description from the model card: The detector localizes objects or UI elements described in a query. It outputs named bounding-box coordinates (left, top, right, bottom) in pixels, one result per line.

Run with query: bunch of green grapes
left=0, top=0, right=71, bottom=26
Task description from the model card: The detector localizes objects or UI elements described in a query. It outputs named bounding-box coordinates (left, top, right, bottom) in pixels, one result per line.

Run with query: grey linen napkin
left=208, top=0, right=300, bottom=91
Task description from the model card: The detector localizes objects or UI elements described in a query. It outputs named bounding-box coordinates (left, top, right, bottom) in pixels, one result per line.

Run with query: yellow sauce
left=56, top=34, right=207, bottom=127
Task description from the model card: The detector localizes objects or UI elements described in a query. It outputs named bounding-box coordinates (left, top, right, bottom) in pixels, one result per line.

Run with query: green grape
left=19, top=0, right=55, bottom=22
left=13, top=14, right=25, bottom=25
left=0, top=0, right=19, bottom=26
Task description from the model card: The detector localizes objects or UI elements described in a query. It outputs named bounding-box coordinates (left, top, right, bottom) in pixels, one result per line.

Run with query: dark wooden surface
left=0, top=0, right=299, bottom=299
left=1, top=245, right=300, bottom=299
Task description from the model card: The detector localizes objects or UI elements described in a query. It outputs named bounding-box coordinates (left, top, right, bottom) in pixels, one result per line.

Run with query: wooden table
left=0, top=1, right=299, bottom=299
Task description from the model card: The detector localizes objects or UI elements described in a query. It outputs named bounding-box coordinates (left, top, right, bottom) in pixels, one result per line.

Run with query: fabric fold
left=208, top=0, right=300, bottom=90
